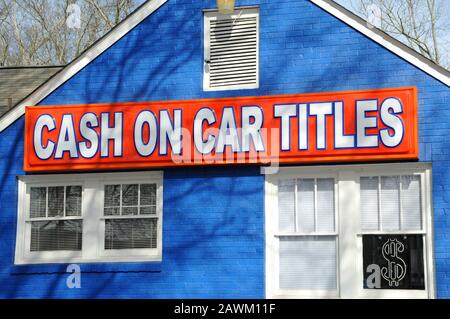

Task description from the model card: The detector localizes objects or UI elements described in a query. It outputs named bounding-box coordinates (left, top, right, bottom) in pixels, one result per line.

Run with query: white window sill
left=11, top=260, right=163, bottom=274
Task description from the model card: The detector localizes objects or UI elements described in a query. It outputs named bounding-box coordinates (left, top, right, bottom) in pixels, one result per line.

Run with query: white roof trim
left=311, top=0, right=450, bottom=87
left=0, top=0, right=167, bottom=133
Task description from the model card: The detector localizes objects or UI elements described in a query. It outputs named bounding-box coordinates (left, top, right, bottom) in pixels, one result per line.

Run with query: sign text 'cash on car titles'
left=24, top=87, right=418, bottom=172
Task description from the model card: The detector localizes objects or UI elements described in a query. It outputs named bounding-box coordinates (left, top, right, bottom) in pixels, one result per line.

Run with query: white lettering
left=356, top=100, right=378, bottom=147
left=55, top=114, right=78, bottom=159
left=298, top=104, right=308, bottom=150
left=194, top=108, right=216, bottom=155
left=101, top=113, right=123, bottom=157
left=216, top=107, right=241, bottom=153
left=79, top=113, right=99, bottom=158
left=309, top=102, right=333, bottom=150
left=160, top=109, right=182, bottom=155
left=334, top=102, right=355, bottom=148
left=34, top=114, right=56, bottom=160
left=241, top=106, right=264, bottom=152
left=380, top=98, right=404, bottom=147
left=134, top=111, right=157, bottom=156
left=274, top=104, right=296, bottom=151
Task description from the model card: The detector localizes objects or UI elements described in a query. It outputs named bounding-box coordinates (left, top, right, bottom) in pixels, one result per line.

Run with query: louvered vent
left=204, top=8, right=259, bottom=91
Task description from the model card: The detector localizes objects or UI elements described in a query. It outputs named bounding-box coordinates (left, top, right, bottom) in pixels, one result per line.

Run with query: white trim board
left=0, top=0, right=167, bottom=133
left=311, top=0, right=450, bottom=87
left=1, top=0, right=449, bottom=134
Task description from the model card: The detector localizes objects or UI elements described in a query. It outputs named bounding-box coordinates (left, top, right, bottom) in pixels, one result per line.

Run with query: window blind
left=401, top=175, right=422, bottom=230
left=277, top=178, right=337, bottom=291
left=380, top=176, right=401, bottom=230
left=278, top=179, right=295, bottom=233
left=31, top=220, right=82, bottom=251
left=103, top=183, right=158, bottom=250
left=360, top=177, right=379, bottom=231
left=297, top=179, right=315, bottom=232
left=29, top=186, right=82, bottom=252
left=316, top=179, right=335, bottom=233
left=48, top=186, right=64, bottom=217
left=66, top=186, right=82, bottom=216
left=360, top=175, right=422, bottom=232
left=30, top=187, right=46, bottom=218
left=279, top=236, right=337, bottom=290
left=105, top=219, right=157, bottom=250
left=278, top=178, right=335, bottom=233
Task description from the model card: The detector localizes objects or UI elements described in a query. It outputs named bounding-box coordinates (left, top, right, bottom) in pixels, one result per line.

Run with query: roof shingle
left=0, top=66, right=63, bottom=117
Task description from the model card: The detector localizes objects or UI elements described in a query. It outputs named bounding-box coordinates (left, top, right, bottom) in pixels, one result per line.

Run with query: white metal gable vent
left=204, top=8, right=259, bottom=91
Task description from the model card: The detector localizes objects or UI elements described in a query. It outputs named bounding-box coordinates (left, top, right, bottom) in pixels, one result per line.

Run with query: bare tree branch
left=0, top=0, right=142, bottom=66
left=338, top=0, right=449, bottom=69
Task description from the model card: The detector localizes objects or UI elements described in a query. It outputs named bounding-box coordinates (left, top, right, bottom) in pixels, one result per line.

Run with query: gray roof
left=0, top=66, right=63, bottom=117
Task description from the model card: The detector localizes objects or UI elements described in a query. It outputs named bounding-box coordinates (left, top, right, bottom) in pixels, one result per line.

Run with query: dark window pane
left=48, top=186, right=64, bottom=217
left=122, top=207, right=138, bottom=216
left=362, top=234, right=425, bottom=290
left=104, top=207, right=120, bottom=216
left=105, top=218, right=157, bottom=250
left=30, top=220, right=82, bottom=251
left=122, top=184, right=138, bottom=207
left=140, top=206, right=156, bottom=215
left=104, top=184, right=120, bottom=210
left=140, top=184, right=156, bottom=206
left=66, top=186, right=82, bottom=216
left=30, top=187, right=46, bottom=218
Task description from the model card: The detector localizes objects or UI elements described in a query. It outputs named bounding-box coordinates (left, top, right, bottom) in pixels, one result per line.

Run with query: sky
left=333, top=0, right=450, bottom=68
left=139, top=0, right=449, bottom=68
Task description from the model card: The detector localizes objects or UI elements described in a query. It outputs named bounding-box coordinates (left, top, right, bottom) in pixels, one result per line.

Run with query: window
left=360, top=175, right=422, bottom=231
left=277, top=178, right=337, bottom=293
left=29, top=186, right=83, bottom=252
left=203, top=8, right=259, bottom=91
left=15, top=171, right=163, bottom=264
left=265, top=163, right=435, bottom=299
left=101, top=182, right=159, bottom=256
left=360, top=175, right=425, bottom=291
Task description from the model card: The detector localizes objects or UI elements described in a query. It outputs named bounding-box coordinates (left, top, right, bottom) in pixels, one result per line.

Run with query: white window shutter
left=204, top=9, right=259, bottom=91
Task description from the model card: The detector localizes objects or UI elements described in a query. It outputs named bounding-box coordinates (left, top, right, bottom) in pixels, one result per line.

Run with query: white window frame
left=203, top=7, right=260, bottom=91
left=98, top=176, right=162, bottom=260
left=15, top=171, right=163, bottom=265
left=265, top=163, right=435, bottom=299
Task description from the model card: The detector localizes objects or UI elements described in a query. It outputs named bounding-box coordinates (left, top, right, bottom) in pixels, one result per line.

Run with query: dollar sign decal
left=381, top=238, right=407, bottom=287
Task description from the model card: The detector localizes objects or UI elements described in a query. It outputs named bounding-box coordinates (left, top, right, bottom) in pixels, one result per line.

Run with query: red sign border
left=24, top=86, right=419, bottom=172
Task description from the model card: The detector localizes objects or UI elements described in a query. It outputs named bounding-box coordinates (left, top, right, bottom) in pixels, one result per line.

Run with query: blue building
left=0, top=0, right=449, bottom=298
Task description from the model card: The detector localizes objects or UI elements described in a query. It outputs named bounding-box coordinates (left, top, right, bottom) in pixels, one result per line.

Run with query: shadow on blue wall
left=0, top=0, right=449, bottom=298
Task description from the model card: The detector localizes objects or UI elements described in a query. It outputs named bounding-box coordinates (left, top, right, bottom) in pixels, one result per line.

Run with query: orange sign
left=24, top=87, right=418, bottom=172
